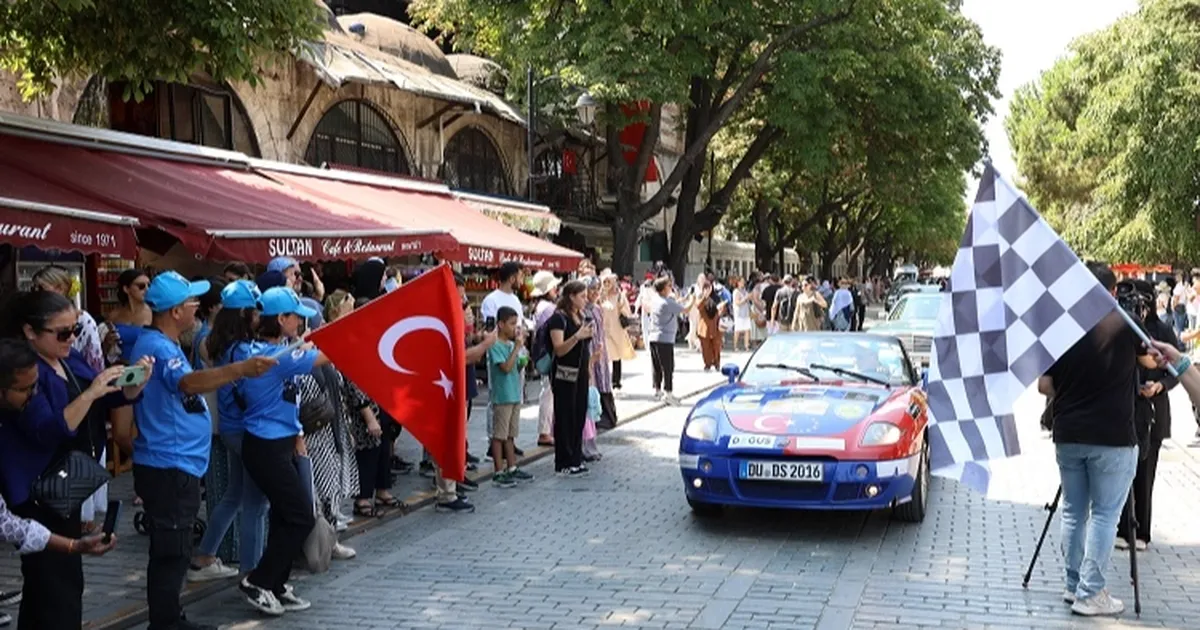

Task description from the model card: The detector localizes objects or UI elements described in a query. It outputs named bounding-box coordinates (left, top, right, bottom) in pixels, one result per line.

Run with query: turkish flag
left=308, top=264, right=467, bottom=481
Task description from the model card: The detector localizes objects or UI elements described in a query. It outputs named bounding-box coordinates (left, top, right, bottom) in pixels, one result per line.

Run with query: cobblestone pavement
left=0, top=345, right=748, bottom=628
left=127, top=342, right=1200, bottom=629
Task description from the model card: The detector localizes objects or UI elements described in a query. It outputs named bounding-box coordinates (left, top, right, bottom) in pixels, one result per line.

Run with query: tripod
left=1022, top=485, right=1141, bottom=616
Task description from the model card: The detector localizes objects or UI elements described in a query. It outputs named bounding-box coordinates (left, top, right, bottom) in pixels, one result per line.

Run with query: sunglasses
left=131, top=282, right=149, bottom=290
left=42, top=322, right=84, bottom=342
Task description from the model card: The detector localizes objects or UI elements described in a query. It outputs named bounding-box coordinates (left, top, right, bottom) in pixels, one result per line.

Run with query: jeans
left=241, top=433, right=316, bottom=594
left=133, top=465, right=202, bottom=629
left=1056, top=443, right=1138, bottom=599
left=196, top=432, right=268, bottom=571
left=11, top=502, right=81, bottom=630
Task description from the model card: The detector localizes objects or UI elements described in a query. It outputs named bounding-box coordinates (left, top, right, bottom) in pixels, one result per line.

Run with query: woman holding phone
left=0, top=292, right=150, bottom=629
left=547, top=280, right=594, bottom=477
left=234, top=287, right=331, bottom=616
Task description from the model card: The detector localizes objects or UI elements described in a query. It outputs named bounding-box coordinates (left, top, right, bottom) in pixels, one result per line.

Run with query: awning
left=0, top=164, right=139, bottom=257
left=263, top=169, right=583, bottom=271
left=453, top=191, right=561, bottom=235
left=0, top=134, right=456, bottom=263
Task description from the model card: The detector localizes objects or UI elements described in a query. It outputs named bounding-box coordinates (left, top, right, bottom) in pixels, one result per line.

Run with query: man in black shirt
left=1038, top=262, right=1150, bottom=617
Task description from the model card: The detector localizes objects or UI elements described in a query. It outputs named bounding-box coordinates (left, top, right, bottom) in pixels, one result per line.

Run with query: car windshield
left=742, top=334, right=913, bottom=387
left=888, top=295, right=942, bottom=322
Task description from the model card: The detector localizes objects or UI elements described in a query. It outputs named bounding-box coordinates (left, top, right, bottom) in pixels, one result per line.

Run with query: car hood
left=867, top=319, right=935, bottom=334
left=704, top=382, right=911, bottom=438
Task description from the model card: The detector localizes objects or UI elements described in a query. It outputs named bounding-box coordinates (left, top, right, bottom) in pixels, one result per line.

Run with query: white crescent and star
left=752, top=414, right=791, bottom=433
left=377, top=316, right=455, bottom=399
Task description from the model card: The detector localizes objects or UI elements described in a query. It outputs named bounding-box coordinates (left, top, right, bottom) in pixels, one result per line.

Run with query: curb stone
left=90, top=378, right=724, bottom=630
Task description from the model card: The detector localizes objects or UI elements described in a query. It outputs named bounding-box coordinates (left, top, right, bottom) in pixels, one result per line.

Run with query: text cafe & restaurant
left=0, top=113, right=582, bottom=318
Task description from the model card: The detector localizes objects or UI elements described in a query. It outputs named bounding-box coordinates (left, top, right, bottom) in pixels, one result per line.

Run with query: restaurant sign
left=0, top=206, right=137, bottom=258
left=215, top=231, right=458, bottom=264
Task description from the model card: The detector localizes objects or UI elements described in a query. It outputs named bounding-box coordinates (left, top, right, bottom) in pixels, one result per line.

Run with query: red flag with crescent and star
left=308, top=264, right=467, bottom=481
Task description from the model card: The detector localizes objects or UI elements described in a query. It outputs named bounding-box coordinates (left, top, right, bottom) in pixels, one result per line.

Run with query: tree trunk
left=610, top=215, right=641, bottom=277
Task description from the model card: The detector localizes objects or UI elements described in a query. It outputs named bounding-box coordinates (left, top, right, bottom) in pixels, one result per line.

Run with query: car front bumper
left=679, top=452, right=919, bottom=510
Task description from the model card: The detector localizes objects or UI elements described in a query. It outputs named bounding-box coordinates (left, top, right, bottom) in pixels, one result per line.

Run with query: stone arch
left=441, top=124, right=511, bottom=196
left=304, top=98, right=413, bottom=175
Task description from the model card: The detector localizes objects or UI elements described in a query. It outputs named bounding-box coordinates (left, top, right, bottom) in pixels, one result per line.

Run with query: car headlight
left=684, top=415, right=718, bottom=442
left=860, top=422, right=902, bottom=447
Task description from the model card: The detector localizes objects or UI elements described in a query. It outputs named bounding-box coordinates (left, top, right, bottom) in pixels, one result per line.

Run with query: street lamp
left=526, top=65, right=596, bottom=200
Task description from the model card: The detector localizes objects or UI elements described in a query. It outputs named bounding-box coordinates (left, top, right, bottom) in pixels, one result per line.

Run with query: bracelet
left=1173, top=356, right=1193, bottom=375
left=67, top=539, right=76, bottom=554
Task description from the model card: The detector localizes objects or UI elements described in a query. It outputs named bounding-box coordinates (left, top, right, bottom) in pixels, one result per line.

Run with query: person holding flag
left=232, top=287, right=330, bottom=617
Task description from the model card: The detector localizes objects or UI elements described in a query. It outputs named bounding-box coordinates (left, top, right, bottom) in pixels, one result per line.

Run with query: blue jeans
left=197, top=431, right=268, bottom=571
left=1056, top=443, right=1138, bottom=599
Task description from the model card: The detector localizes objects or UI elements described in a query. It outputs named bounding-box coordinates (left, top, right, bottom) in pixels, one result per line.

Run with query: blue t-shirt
left=236, top=342, right=319, bottom=440
left=191, top=321, right=211, bottom=370
left=487, top=340, right=522, bottom=405
left=215, top=341, right=253, bottom=435
left=131, top=328, right=211, bottom=478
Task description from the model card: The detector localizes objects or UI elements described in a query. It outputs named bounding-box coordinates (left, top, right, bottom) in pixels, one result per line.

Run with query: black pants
left=598, top=392, right=618, bottom=429
left=355, top=443, right=393, bottom=499
left=612, top=360, right=623, bottom=389
left=649, top=342, right=675, bottom=392
left=241, top=433, right=316, bottom=594
left=12, top=502, right=81, bottom=630
left=133, top=464, right=202, bottom=629
left=1119, top=436, right=1162, bottom=542
left=552, top=374, right=589, bottom=471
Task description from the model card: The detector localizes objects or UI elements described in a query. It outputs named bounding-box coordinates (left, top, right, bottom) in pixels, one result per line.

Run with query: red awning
left=263, top=170, right=584, bottom=271
left=0, top=135, right=456, bottom=263
left=0, top=164, right=139, bottom=257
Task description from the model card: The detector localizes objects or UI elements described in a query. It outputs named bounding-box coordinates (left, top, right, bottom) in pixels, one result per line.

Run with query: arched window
left=106, top=79, right=260, bottom=156
left=305, top=100, right=410, bottom=175
left=443, top=127, right=509, bottom=196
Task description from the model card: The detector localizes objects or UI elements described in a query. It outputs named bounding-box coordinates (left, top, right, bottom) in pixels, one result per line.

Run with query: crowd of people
left=0, top=251, right=895, bottom=629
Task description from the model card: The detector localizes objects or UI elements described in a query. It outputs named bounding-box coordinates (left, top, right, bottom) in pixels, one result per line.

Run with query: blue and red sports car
left=679, top=332, right=931, bottom=522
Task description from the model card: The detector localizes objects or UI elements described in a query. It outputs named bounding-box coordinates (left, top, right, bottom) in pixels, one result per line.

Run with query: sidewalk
left=0, top=345, right=746, bottom=630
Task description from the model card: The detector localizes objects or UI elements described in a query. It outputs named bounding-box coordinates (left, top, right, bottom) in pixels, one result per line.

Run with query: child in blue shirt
left=488, top=307, right=533, bottom=487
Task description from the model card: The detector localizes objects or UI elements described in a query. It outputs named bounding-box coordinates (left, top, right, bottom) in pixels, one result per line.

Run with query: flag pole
left=269, top=338, right=306, bottom=360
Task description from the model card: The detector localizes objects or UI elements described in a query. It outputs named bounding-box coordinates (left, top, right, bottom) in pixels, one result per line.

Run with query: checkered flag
left=925, top=164, right=1116, bottom=493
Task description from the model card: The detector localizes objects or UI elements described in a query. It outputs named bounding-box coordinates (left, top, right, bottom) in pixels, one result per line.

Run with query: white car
left=866, top=293, right=942, bottom=368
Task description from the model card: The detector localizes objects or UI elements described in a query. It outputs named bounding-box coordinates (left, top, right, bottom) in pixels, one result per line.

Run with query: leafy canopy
left=0, top=0, right=323, bottom=100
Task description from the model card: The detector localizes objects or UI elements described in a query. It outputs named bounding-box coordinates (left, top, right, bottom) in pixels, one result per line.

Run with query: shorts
left=491, top=403, right=521, bottom=440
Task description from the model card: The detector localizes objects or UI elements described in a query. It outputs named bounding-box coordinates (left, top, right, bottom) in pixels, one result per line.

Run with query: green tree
left=413, top=0, right=995, bottom=278
left=0, top=0, right=323, bottom=100
left=1007, top=0, right=1200, bottom=264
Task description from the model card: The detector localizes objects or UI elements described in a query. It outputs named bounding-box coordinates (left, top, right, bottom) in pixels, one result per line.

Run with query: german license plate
left=739, top=460, right=824, bottom=482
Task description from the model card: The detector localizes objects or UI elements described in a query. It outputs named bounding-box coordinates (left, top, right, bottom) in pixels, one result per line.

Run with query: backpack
left=532, top=313, right=559, bottom=375
left=777, top=289, right=797, bottom=323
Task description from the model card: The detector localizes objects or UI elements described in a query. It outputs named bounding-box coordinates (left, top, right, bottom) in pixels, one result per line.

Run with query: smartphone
left=101, top=500, right=121, bottom=544
left=484, top=316, right=496, bottom=332
left=110, top=365, right=148, bottom=388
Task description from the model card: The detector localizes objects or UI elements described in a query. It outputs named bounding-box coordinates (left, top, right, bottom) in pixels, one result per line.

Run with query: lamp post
left=525, top=66, right=596, bottom=201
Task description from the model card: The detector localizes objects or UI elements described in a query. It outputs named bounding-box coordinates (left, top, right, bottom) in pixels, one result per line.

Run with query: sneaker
left=653, top=390, right=664, bottom=400
left=664, top=393, right=681, bottom=406
left=335, top=519, right=348, bottom=533
left=332, top=543, right=357, bottom=560
left=0, top=612, right=10, bottom=627
left=1063, top=590, right=1076, bottom=604
left=466, top=451, right=481, bottom=464
left=1135, top=539, right=1148, bottom=551
left=493, top=472, right=516, bottom=488
left=567, top=466, right=590, bottom=478
left=509, top=468, right=534, bottom=483
left=239, top=578, right=284, bottom=616
left=1114, top=537, right=1129, bottom=550
left=0, top=590, right=20, bottom=607
left=458, top=477, right=479, bottom=492
left=275, top=584, right=311, bottom=612
left=435, top=497, right=476, bottom=513
left=187, top=558, right=239, bottom=582
left=418, top=461, right=436, bottom=478
left=1071, top=589, right=1124, bottom=616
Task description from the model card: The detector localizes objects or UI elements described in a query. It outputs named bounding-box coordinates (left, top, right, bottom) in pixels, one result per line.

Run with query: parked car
left=867, top=292, right=942, bottom=368
left=883, top=282, right=942, bottom=314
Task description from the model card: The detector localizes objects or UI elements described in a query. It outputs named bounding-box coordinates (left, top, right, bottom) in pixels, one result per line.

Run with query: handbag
left=30, top=450, right=110, bottom=520
left=619, top=314, right=633, bottom=328
left=294, top=455, right=335, bottom=573
left=554, top=365, right=580, bottom=383
left=299, top=376, right=337, bottom=435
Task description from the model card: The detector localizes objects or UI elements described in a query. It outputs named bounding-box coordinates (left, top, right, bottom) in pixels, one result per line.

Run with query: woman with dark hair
left=0, top=291, right=150, bottom=629
left=234, top=287, right=331, bottom=616
left=191, top=278, right=227, bottom=370
left=99, top=268, right=152, bottom=364
left=547, top=280, right=595, bottom=477
left=188, top=280, right=267, bottom=583
left=31, top=265, right=104, bottom=373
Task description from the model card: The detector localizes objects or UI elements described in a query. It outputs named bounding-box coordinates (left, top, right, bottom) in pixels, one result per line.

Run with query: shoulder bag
left=299, top=375, right=337, bottom=435
left=30, top=370, right=110, bottom=520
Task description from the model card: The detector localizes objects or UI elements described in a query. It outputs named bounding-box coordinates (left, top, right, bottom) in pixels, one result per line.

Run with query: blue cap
left=267, top=257, right=298, bottom=274
left=261, top=287, right=318, bottom=318
left=256, top=270, right=286, bottom=292
left=221, top=280, right=262, bottom=310
left=145, top=271, right=210, bottom=313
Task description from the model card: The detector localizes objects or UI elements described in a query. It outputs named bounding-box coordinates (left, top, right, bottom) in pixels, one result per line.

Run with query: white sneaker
left=1114, top=537, right=1129, bottom=550
left=1071, top=589, right=1124, bottom=616
left=1062, top=590, right=1076, bottom=604
left=187, top=559, right=239, bottom=582
left=276, top=584, right=311, bottom=612
left=653, top=390, right=663, bottom=400
left=239, top=578, right=284, bottom=616
left=332, top=543, right=357, bottom=560
left=1135, top=540, right=1148, bottom=551
left=664, top=393, right=681, bottom=406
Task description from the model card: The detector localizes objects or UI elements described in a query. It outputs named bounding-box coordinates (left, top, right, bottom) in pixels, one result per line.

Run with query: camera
left=1115, top=279, right=1154, bottom=323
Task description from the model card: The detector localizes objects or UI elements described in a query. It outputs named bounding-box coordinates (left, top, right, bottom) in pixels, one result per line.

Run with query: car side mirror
left=721, top=363, right=740, bottom=383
